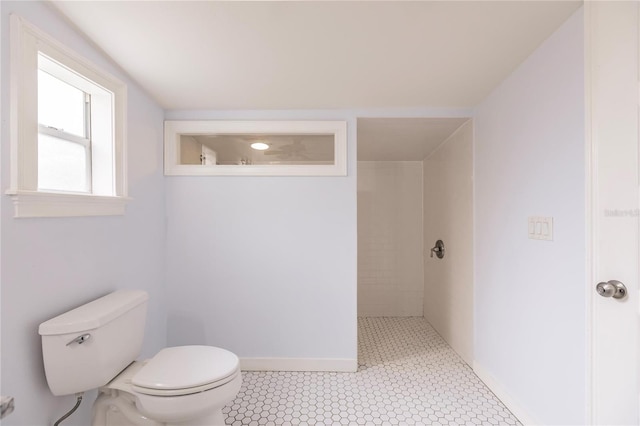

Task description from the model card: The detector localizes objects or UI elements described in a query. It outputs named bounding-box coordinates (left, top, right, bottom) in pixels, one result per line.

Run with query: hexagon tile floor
left=223, top=317, right=521, bottom=426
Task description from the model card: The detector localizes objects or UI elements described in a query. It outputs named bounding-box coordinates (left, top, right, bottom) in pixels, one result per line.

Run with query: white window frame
left=8, top=15, right=129, bottom=218
left=164, top=120, right=348, bottom=176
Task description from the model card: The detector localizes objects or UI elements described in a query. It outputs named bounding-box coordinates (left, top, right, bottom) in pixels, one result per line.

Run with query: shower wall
left=423, top=120, right=473, bottom=364
left=357, top=161, right=423, bottom=316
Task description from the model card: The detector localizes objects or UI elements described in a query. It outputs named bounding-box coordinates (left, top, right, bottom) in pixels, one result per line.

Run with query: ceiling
left=50, top=1, right=580, bottom=161
left=51, top=1, right=581, bottom=111
left=357, top=117, right=469, bottom=161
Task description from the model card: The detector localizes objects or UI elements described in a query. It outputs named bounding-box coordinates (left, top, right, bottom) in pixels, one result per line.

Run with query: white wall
left=357, top=161, right=423, bottom=317
left=423, top=120, right=473, bottom=365
left=0, top=2, right=166, bottom=425
left=164, top=110, right=357, bottom=367
left=474, top=9, right=585, bottom=424
left=0, top=1, right=588, bottom=423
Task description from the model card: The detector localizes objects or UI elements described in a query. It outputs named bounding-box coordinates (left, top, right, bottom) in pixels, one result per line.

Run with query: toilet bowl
left=92, top=346, right=242, bottom=425
left=38, top=290, right=242, bottom=426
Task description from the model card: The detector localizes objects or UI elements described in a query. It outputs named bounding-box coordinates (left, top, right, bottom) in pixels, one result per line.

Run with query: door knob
left=596, top=280, right=627, bottom=299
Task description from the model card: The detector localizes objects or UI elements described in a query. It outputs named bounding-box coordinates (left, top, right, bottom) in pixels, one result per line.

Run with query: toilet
left=38, top=290, right=241, bottom=425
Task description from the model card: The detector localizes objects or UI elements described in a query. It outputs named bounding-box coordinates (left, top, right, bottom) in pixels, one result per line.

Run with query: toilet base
left=92, top=361, right=240, bottom=426
left=92, top=391, right=162, bottom=426
left=92, top=390, right=228, bottom=426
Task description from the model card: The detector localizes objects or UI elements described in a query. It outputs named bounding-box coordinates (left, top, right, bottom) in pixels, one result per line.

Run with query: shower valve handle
left=430, top=240, right=445, bottom=259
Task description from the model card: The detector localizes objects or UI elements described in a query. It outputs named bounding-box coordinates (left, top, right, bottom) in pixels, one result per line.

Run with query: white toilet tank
left=39, top=290, right=149, bottom=396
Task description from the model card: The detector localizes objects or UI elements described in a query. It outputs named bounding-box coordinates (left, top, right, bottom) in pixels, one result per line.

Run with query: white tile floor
left=223, top=317, right=521, bottom=425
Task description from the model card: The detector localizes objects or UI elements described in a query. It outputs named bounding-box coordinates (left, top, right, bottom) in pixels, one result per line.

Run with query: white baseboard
left=473, top=361, right=538, bottom=425
left=240, top=357, right=358, bottom=372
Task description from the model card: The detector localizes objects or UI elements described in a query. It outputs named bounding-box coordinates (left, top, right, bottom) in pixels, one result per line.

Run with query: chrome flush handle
left=66, top=333, right=91, bottom=346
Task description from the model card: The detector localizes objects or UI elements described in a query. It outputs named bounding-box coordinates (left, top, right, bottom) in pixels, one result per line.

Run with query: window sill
left=5, top=190, right=131, bottom=218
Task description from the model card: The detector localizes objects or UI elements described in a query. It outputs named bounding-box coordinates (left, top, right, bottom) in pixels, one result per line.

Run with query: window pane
left=179, top=134, right=335, bottom=166
left=38, top=134, right=88, bottom=192
left=38, top=69, right=86, bottom=137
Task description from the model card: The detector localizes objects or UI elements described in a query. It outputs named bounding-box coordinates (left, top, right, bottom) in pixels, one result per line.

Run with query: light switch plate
left=528, top=216, right=553, bottom=241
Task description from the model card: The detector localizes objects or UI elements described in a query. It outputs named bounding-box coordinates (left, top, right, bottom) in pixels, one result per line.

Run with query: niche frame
left=164, top=120, right=348, bottom=176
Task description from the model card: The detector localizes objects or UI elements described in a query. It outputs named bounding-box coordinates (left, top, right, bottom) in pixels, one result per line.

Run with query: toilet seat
left=132, top=369, right=240, bottom=397
left=131, top=346, right=240, bottom=397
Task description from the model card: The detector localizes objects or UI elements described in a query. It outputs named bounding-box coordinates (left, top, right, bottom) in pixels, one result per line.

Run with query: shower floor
left=223, top=317, right=521, bottom=425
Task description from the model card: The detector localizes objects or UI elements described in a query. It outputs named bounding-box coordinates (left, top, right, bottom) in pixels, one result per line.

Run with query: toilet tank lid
left=38, top=290, right=149, bottom=336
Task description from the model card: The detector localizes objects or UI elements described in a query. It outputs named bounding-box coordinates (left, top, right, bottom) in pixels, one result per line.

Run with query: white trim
left=164, top=120, right=348, bottom=177
left=10, top=14, right=38, bottom=192
left=6, top=190, right=130, bottom=218
left=472, top=361, right=536, bottom=426
left=8, top=14, right=129, bottom=217
left=585, top=3, right=640, bottom=424
left=583, top=2, right=595, bottom=423
left=239, top=357, right=357, bottom=372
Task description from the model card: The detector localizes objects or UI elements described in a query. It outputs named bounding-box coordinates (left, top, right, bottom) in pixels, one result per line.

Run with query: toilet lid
left=131, top=346, right=239, bottom=392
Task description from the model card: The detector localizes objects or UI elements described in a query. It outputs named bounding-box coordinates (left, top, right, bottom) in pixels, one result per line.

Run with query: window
left=164, top=120, right=348, bottom=176
left=38, top=57, right=92, bottom=193
left=8, top=15, right=129, bottom=217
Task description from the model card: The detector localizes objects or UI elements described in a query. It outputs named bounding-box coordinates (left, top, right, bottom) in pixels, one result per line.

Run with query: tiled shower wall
left=357, top=161, right=423, bottom=316
left=423, top=120, right=474, bottom=365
